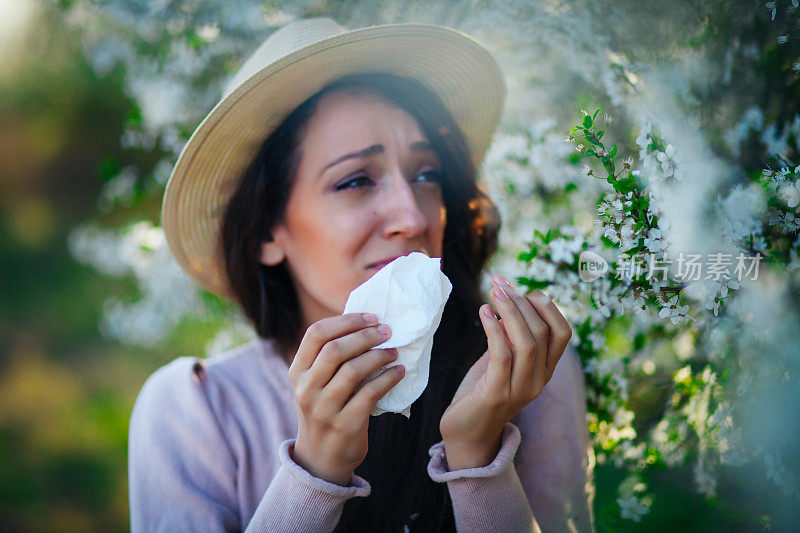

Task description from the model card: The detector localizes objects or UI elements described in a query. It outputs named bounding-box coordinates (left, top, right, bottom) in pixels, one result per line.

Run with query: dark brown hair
left=221, top=71, right=500, bottom=532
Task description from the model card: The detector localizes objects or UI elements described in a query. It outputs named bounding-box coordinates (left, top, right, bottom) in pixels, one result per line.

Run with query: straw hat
left=161, top=17, right=506, bottom=299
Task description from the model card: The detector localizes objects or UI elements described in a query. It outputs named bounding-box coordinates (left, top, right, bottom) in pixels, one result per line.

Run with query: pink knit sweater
left=128, top=337, right=594, bottom=532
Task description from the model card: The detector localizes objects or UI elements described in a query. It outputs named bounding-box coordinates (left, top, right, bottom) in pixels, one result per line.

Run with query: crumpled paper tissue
left=343, top=252, right=452, bottom=418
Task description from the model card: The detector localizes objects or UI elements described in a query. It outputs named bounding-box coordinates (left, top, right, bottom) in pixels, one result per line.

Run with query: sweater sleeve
left=128, top=357, right=370, bottom=533
left=512, top=345, right=595, bottom=532
left=428, top=422, right=538, bottom=532
left=426, top=345, right=594, bottom=533
left=246, top=438, right=370, bottom=532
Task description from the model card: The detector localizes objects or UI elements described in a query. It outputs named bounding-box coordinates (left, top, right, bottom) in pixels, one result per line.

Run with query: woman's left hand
left=439, top=274, right=573, bottom=470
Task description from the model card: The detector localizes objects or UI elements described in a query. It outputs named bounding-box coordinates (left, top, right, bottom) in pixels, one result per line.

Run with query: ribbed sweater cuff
left=244, top=440, right=371, bottom=532
left=427, top=423, right=521, bottom=482
left=425, top=424, right=534, bottom=532
left=278, top=439, right=371, bottom=498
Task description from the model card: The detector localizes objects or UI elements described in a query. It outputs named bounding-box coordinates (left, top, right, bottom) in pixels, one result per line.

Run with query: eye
left=414, top=169, right=443, bottom=184
left=334, top=174, right=374, bottom=191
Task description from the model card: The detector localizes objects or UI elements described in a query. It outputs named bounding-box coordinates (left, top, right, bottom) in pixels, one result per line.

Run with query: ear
left=259, top=238, right=285, bottom=266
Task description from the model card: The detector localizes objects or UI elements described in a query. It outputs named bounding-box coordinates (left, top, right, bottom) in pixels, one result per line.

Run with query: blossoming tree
left=64, top=0, right=800, bottom=527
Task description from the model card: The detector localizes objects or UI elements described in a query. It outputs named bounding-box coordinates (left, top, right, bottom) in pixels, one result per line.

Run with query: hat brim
left=161, top=23, right=506, bottom=299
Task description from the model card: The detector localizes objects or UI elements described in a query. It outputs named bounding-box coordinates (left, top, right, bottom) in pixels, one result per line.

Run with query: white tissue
left=343, top=252, right=452, bottom=418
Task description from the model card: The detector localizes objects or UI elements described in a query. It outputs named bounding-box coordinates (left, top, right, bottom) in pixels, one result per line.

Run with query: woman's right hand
left=288, top=312, right=405, bottom=486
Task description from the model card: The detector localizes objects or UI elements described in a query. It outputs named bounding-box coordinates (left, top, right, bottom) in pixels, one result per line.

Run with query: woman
left=129, top=18, right=593, bottom=532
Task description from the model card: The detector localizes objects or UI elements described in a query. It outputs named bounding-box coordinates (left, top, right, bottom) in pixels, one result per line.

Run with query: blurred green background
left=0, top=2, right=219, bottom=530
left=0, top=1, right=792, bottom=531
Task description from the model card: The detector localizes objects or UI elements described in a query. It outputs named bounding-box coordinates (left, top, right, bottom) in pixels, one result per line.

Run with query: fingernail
left=377, top=324, right=391, bottom=336
left=535, top=291, right=552, bottom=305
left=480, top=304, right=494, bottom=319
left=363, top=313, right=378, bottom=324
left=495, top=274, right=517, bottom=295
left=492, top=286, right=509, bottom=301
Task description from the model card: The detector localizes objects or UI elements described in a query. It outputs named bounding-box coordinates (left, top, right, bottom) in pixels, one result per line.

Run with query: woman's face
left=261, top=90, right=447, bottom=329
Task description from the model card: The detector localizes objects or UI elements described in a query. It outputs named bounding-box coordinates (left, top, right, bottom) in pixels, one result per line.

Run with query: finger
left=322, top=348, right=399, bottom=413
left=293, top=313, right=379, bottom=373
left=491, top=275, right=549, bottom=395
left=306, top=323, right=393, bottom=391
left=497, top=317, right=512, bottom=346
left=479, top=304, right=513, bottom=404
left=341, top=364, right=405, bottom=420
left=526, top=290, right=573, bottom=382
left=497, top=278, right=551, bottom=392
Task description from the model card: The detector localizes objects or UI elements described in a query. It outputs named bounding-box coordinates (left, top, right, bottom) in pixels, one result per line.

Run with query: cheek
left=423, top=197, right=447, bottom=234
left=289, top=203, right=376, bottom=260
left=411, top=195, right=446, bottom=257
left=330, top=207, right=378, bottom=247
left=437, top=204, right=447, bottom=229
left=435, top=206, right=447, bottom=253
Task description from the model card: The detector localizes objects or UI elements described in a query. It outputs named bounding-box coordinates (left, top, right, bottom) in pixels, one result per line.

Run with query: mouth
left=367, top=257, right=401, bottom=271
left=366, top=249, right=430, bottom=271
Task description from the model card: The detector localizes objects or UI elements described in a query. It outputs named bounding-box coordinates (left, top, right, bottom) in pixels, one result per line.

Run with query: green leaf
left=583, top=115, right=593, bottom=129
left=517, top=277, right=550, bottom=290
left=633, top=333, right=647, bottom=350
left=609, top=143, right=617, bottom=158
left=517, top=246, right=539, bottom=262
left=564, top=182, right=578, bottom=193
left=97, top=156, right=120, bottom=183
left=600, top=234, right=619, bottom=248
left=592, top=109, right=600, bottom=122
left=125, top=106, right=143, bottom=127
left=186, top=32, right=205, bottom=49
left=597, top=130, right=604, bottom=140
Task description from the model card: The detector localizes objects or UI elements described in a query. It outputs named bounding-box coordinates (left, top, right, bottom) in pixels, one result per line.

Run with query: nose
left=380, top=173, right=428, bottom=239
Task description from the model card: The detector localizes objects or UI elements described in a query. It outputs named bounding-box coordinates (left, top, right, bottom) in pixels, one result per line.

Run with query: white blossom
left=760, top=123, right=791, bottom=157
left=68, top=221, right=201, bottom=346
left=60, top=1, right=800, bottom=523
left=98, top=166, right=138, bottom=212
left=694, top=460, right=718, bottom=498
left=528, top=258, right=557, bottom=281
left=719, top=184, right=765, bottom=245
left=643, top=227, right=664, bottom=252
left=769, top=211, right=800, bottom=233
left=777, top=179, right=800, bottom=209
left=549, top=237, right=583, bottom=264
left=724, top=106, right=763, bottom=156
left=617, top=475, right=651, bottom=522
left=766, top=1, right=777, bottom=20
left=787, top=248, right=799, bottom=271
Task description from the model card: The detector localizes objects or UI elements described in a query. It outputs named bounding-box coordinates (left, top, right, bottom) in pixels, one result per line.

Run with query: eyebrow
left=320, top=141, right=434, bottom=176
